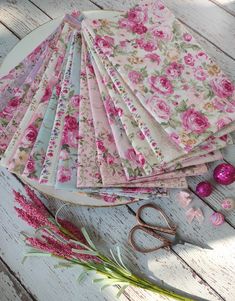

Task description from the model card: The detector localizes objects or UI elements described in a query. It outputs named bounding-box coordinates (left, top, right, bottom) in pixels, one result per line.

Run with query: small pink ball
left=221, top=198, right=235, bottom=210
left=213, top=163, right=235, bottom=185
left=210, top=212, right=224, bottom=226
left=196, top=181, right=213, bottom=197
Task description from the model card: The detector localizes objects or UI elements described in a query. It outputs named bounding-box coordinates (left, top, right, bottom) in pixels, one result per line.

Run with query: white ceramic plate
left=0, top=10, right=140, bottom=207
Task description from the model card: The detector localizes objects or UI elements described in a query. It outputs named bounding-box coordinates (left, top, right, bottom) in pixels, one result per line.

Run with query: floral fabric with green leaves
left=83, top=0, right=235, bottom=152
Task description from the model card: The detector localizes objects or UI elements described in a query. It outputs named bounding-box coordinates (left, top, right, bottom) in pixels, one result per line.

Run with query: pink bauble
left=213, top=163, right=235, bottom=185
left=210, top=212, right=224, bottom=226
left=196, top=181, right=213, bottom=197
left=221, top=198, right=235, bottom=210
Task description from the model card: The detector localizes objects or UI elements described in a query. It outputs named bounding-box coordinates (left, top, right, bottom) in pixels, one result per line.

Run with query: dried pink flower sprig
left=14, top=187, right=97, bottom=262
left=14, top=186, right=193, bottom=301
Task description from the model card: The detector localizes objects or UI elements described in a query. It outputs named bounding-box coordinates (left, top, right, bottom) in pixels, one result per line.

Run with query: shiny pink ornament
left=196, top=181, right=212, bottom=197
left=213, top=163, right=235, bottom=185
left=210, top=212, right=224, bottom=226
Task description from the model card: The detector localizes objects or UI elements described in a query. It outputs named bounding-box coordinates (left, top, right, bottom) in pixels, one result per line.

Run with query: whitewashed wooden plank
left=0, top=0, right=50, bottom=38
left=0, top=23, right=19, bottom=65
left=161, top=0, right=235, bottom=59
left=210, top=0, right=235, bottom=15
left=0, top=168, right=222, bottom=301
left=187, top=160, right=235, bottom=225
left=0, top=169, right=132, bottom=301
left=91, top=0, right=235, bottom=59
left=0, top=259, right=34, bottom=301
left=129, top=193, right=235, bottom=301
left=31, top=0, right=98, bottom=19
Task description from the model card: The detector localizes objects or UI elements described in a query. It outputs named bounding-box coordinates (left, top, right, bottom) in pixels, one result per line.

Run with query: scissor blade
left=178, top=239, right=213, bottom=250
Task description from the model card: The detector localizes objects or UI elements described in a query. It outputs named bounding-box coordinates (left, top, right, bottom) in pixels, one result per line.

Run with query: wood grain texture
left=0, top=168, right=223, bottom=301
left=129, top=194, right=235, bottom=301
left=31, top=0, right=97, bottom=19
left=210, top=0, right=235, bottom=16
left=0, top=0, right=235, bottom=300
left=0, top=258, right=34, bottom=301
left=0, top=0, right=50, bottom=38
left=0, top=23, right=19, bottom=65
left=0, top=169, right=129, bottom=301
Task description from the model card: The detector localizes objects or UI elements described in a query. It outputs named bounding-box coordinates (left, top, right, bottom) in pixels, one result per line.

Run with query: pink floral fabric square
left=83, top=0, right=235, bottom=152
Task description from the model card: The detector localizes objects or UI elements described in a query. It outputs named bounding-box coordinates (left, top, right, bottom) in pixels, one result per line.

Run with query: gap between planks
left=209, top=0, right=235, bottom=17
left=0, top=1, right=235, bottom=299
left=0, top=257, right=37, bottom=301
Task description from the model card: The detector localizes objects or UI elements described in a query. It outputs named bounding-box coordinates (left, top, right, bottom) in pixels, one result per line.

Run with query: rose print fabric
left=22, top=36, right=74, bottom=180
left=1, top=24, right=73, bottom=173
left=86, top=54, right=189, bottom=188
left=83, top=25, right=234, bottom=174
left=1, top=7, right=235, bottom=206
left=90, top=52, right=147, bottom=180
left=55, top=34, right=82, bottom=189
left=86, top=40, right=157, bottom=177
left=76, top=39, right=102, bottom=187
left=0, top=23, right=64, bottom=109
left=83, top=0, right=235, bottom=152
left=84, top=27, right=233, bottom=172
left=39, top=31, right=77, bottom=185
left=0, top=24, right=64, bottom=155
left=86, top=54, right=129, bottom=185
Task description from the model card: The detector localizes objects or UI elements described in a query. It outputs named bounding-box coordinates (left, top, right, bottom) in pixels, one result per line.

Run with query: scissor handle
left=128, top=225, right=172, bottom=253
left=136, top=204, right=177, bottom=235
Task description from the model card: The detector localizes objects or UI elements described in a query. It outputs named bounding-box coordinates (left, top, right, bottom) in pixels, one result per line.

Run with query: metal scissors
left=128, top=203, right=212, bottom=253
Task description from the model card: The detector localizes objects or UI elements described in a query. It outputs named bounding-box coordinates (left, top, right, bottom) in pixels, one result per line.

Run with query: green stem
left=71, top=257, right=194, bottom=301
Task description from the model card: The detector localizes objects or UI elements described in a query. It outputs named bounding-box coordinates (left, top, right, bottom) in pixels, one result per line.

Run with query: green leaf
left=81, top=227, right=97, bottom=251
left=175, top=99, right=188, bottom=113
left=116, top=246, right=130, bottom=273
left=77, top=271, right=88, bottom=284
left=72, top=249, right=98, bottom=256
left=116, top=285, right=129, bottom=298
left=69, top=90, right=74, bottom=98
left=69, top=239, right=94, bottom=252
left=54, top=262, right=76, bottom=269
left=93, top=278, right=108, bottom=283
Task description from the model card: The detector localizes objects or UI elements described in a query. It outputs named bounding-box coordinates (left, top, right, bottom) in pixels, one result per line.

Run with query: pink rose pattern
left=6, top=25, right=72, bottom=175
left=182, top=109, right=210, bottom=134
left=86, top=55, right=131, bottom=185
left=125, top=148, right=145, bottom=168
left=0, top=24, right=62, bottom=109
left=0, top=25, right=64, bottom=155
left=8, top=118, right=41, bottom=174
left=40, top=30, right=76, bottom=184
left=55, top=38, right=83, bottom=188
left=84, top=21, right=233, bottom=175
left=57, top=166, right=72, bottom=183
left=86, top=38, right=170, bottom=177
left=84, top=0, right=235, bottom=151
left=77, top=42, right=103, bottom=187
left=146, top=95, right=171, bottom=121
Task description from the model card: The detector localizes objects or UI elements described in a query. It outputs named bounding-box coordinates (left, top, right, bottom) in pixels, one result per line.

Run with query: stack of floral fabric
left=0, top=0, right=234, bottom=206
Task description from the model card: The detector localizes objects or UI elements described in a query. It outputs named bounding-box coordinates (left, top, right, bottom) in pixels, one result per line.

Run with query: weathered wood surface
left=0, top=0, right=235, bottom=300
left=0, top=169, right=224, bottom=301
left=210, top=0, right=235, bottom=16
left=0, top=258, right=34, bottom=301
left=0, top=24, right=19, bottom=65
left=0, top=0, right=50, bottom=38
